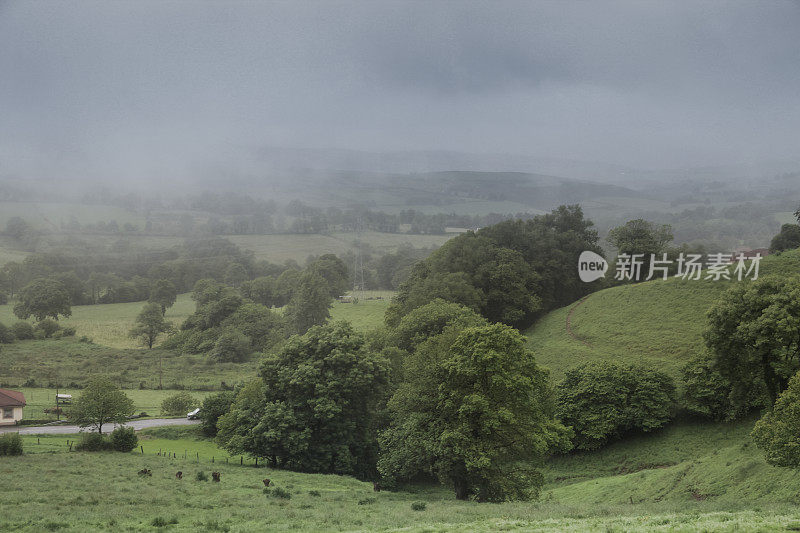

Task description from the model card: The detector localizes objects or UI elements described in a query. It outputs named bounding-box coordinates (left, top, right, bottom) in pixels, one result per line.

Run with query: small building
left=0, top=389, right=26, bottom=426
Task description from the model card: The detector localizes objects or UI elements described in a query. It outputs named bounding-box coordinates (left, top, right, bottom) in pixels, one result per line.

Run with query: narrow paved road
left=0, top=418, right=199, bottom=435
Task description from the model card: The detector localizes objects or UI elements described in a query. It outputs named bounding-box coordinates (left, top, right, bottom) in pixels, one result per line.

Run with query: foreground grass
left=5, top=419, right=800, bottom=531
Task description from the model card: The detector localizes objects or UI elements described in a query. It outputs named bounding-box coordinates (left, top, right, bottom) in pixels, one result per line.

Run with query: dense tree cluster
left=387, top=205, right=603, bottom=329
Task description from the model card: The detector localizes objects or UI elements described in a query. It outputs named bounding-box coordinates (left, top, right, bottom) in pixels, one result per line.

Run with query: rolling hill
left=526, top=248, right=800, bottom=382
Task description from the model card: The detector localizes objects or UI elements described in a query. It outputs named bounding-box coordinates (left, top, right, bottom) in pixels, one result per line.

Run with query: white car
left=187, top=408, right=201, bottom=420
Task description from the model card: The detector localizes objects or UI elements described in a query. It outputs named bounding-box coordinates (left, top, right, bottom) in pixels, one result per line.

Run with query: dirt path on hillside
left=566, top=294, right=593, bottom=348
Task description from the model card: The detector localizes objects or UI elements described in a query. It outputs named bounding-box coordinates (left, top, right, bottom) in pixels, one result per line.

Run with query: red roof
left=0, top=389, right=26, bottom=407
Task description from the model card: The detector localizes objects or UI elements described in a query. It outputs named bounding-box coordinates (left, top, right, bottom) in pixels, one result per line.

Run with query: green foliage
left=75, top=432, right=112, bottom=451
left=199, top=390, right=236, bottom=437
left=411, top=501, right=426, bottom=511
left=160, top=391, right=198, bottom=416
left=68, top=376, right=136, bottom=434
left=0, top=433, right=23, bottom=455
left=217, top=322, right=389, bottom=478
left=149, top=279, right=178, bottom=314
left=35, top=318, right=60, bottom=338
left=308, top=254, right=350, bottom=297
left=753, top=371, right=800, bottom=467
left=195, top=470, right=209, bottom=482
left=0, top=321, right=13, bottom=343
left=266, top=487, right=291, bottom=499
left=129, top=302, right=173, bottom=349
left=705, top=276, right=800, bottom=410
left=222, top=303, right=284, bottom=352
left=770, top=223, right=800, bottom=253
left=109, top=426, right=138, bottom=452
left=210, top=329, right=252, bottom=363
left=387, top=205, right=601, bottom=329
left=9, top=321, right=33, bottom=340
left=555, top=362, right=675, bottom=451
left=680, top=352, right=741, bottom=421
left=223, top=263, right=248, bottom=288
left=607, top=218, right=674, bottom=279
left=390, top=299, right=487, bottom=353
left=239, top=276, right=279, bottom=307
left=284, top=271, right=333, bottom=335
left=380, top=323, right=571, bottom=502
left=13, top=278, right=72, bottom=321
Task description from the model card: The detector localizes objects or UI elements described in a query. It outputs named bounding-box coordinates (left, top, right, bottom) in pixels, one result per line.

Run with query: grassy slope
left=526, top=249, right=800, bottom=382
left=4, top=421, right=800, bottom=532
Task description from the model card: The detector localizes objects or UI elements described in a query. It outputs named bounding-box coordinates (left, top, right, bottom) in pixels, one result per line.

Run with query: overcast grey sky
left=1, top=1, right=799, bottom=180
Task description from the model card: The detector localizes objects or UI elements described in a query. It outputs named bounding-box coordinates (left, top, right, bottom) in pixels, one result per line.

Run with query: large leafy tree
left=129, top=302, right=173, bottom=349
left=379, top=324, right=570, bottom=502
left=68, top=376, right=135, bottom=434
left=13, top=278, right=72, bottom=321
left=217, top=322, right=389, bottom=479
left=149, top=278, right=178, bottom=315
left=705, top=277, right=800, bottom=409
left=284, top=271, right=332, bottom=335
left=607, top=218, right=674, bottom=280
left=308, top=254, right=350, bottom=297
left=753, top=371, right=800, bottom=467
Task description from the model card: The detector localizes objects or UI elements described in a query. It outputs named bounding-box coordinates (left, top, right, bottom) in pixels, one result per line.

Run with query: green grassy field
left=526, top=249, right=800, bottom=382
left=4, top=418, right=800, bottom=531
left=17, top=389, right=211, bottom=421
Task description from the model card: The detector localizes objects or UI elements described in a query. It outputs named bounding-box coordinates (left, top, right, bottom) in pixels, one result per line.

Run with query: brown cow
left=373, top=482, right=381, bottom=492
left=137, top=469, right=152, bottom=477
left=262, top=478, right=271, bottom=487
left=211, top=472, right=221, bottom=482
left=175, top=471, right=183, bottom=480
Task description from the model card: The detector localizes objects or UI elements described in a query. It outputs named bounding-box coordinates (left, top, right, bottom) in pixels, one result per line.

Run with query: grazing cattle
left=211, top=472, right=221, bottom=482
left=137, top=469, right=152, bottom=477
left=373, top=482, right=381, bottom=492
left=262, top=478, right=271, bottom=487
left=175, top=471, right=183, bottom=480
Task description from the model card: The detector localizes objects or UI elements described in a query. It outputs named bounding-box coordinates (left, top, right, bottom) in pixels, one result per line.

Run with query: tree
left=607, top=219, right=673, bottom=281
left=222, top=303, right=285, bottom=352
left=5, top=216, right=29, bottom=240
left=160, top=391, right=198, bottom=416
left=149, top=279, right=178, bottom=315
left=770, top=224, right=800, bottom=253
left=13, top=278, right=71, bottom=321
left=224, top=263, right=248, bottom=288
left=705, top=277, right=800, bottom=410
left=555, top=362, right=675, bottom=450
left=390, top=299, right=487, bottom=353
left=240, top=276, right=279, bottom=307
left=753, top=371, right=800, bottom=467
left=308, top=254, right=350, bottom=297
left=217, top=322, right=389, bottom=479
left=211, top=329, right=252, bottom=362
left=129, top=302, right=173, bottom=349
left=199, top=390, right=236, bottom=437
left=284, top=271, right=332, bottom=335
left=68, top=377, right=135, bottom=434
left=379, top=324, right=571, bottom=501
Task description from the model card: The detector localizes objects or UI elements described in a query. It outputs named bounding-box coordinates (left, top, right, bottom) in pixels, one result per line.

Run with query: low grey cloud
left=0, top=0, right=798, bottom=181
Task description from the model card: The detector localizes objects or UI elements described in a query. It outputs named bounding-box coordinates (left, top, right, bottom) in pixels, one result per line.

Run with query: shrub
left=109, top=426, right=138, bottom=452
left=35, top=318, right=60, bottom=338
left=195, top=471, right=209, bottom=482
left=753, top=371, right=800, bottom=467
left=682, top=352, right=766, bottom=421
left=160, top=392, right=198, bottom=416
left=555, top=362, right=676, bottom=451
left=267, top=487, right=291, bottom=499
left=10, top=321, right=34, bottom=340
left=411, top=501, right=426, bottom=511
left=0, top=433, right=23, bottom=456
left=150, top=517, right=178, bottom=527
left=60, top=326, right=77, bottom=337
left=308, top=490, right=321, bottom=497
left=0, top=322, right=13, bottom=343
left=75, top=432, right=112, bottom=451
